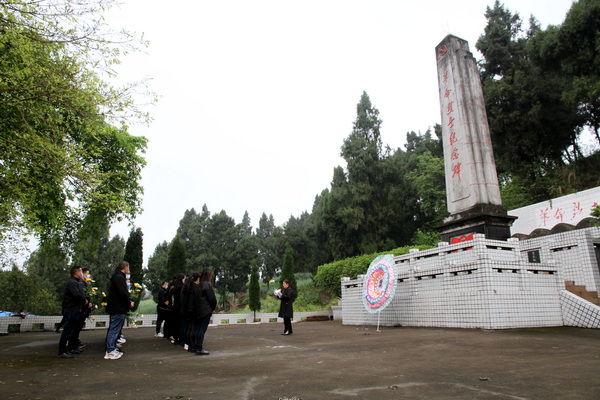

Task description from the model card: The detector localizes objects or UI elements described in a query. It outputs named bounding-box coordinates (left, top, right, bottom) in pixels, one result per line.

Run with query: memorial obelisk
left=435, top=35, right=516, bottom=242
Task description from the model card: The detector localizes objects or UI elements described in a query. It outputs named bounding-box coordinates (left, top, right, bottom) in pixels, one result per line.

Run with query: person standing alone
left=278, top=279, right=294, bottom=335
left=104, top=261, right=133, bottom=360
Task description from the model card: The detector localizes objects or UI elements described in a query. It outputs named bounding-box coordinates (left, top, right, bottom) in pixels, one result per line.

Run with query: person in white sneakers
left=155, top=281, right=170, bottom=338
left=104, top=261, right=133, bottom=360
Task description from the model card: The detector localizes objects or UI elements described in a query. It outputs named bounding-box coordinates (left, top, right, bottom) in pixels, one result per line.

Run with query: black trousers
left=283, top=317, right=293, bottom=333
left=58, top=310, right=80, bottom=354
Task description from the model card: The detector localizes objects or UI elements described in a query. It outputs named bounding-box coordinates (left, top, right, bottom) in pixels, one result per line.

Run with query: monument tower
left=435, top=35, right=516, bottom=242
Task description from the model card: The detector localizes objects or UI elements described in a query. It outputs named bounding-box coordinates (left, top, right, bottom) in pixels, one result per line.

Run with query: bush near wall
left=314, top=245, right=433, bottom=297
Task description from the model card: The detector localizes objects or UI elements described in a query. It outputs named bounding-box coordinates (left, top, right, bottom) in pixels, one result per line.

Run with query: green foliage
left=0, top=268, right=61, bottom=315
left=145, top=241, right=169, bottom=301
left=0, top=0, right=151, bottom=245
left=477, top=0, right=600, bottom=203
left=24, top=235, right=69, bottom=300
left=411, top=230, right=442, bottom=247
left=405, top=151, right=447, bottom=229
left=248, top=261, right=261, bottom=315
left=165, top=236, right=186, bottom=280
left=280, top=243, right=297, bottom=301
left=124, top=227, right=144, bottom=311
left=256, top=213, right=283, bottom=283
left=314, top=245, right=433, bottom=297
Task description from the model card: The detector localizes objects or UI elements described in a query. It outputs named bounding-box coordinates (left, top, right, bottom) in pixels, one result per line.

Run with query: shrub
left=313, top=245, right=433, bottom=297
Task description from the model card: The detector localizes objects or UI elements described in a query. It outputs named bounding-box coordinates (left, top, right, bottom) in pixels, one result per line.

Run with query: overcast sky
left=102, top=0, right=575, bottom=264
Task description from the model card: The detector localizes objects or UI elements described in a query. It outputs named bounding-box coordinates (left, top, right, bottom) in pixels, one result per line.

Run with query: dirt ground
left=0, top=321, right=599, bottom=400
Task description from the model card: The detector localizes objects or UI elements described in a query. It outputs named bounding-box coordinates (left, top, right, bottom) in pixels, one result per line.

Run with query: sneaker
left=154, top=332, right=164, bottom=338
left=183, top=344, right=189, bottom=351
left=104, top=350, right=122, bottom=360
left=117, top=336, right=126, bottom=344
left=58, top=352, right=73, bottom=358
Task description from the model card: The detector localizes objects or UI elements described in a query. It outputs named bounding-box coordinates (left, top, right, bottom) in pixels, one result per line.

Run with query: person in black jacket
left=104, top=261, right=133, bottom=360
left=170, top=273, right=186, bottom=346
left=183, top=272, right=201, bottom=352
left=69, top=268, right=93, bottom=353
left=155, top=281, right=170, bottom=338
left=191, top=269, right=216, bottom=355
left=58, top=266, right=88, bottom=358
left=278, top=280, right=294, bottom=335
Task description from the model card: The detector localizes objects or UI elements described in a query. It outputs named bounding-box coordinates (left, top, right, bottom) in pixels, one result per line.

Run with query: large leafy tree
left=543, top=0, right=600, bottom=145
left=0, top=0, right=151, bottom=251
left=476, top=1, right=581, bottom=202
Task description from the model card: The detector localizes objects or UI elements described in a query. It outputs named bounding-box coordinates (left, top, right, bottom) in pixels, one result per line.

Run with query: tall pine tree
left=124, top=227, right=144, bottom=311
left=248, top=261, right=261, bottom=321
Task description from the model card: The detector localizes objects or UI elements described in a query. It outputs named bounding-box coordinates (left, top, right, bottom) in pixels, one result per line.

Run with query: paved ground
left=0, top=321, right=599, bottom=400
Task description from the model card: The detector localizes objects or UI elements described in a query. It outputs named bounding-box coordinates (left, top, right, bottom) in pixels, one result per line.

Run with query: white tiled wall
left=560, top=290, right=600, bottom=329
left=342, top=229, right=600, bottom=329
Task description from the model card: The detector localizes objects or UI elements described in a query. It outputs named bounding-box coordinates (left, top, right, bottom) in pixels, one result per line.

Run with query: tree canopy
left=0, top=0, right=151, bottom=254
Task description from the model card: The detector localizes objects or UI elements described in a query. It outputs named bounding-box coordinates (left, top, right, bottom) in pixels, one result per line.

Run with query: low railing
left=0, top=310, right=334, bottom=334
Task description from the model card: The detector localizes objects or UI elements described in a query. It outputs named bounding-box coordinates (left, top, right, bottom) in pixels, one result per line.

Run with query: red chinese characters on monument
left=441, top=69, right=462, bottom=181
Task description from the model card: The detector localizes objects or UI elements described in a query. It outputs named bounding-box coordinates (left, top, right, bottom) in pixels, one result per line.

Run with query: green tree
left=124, top=227, right=144, bottom=311
left=145, top=241, right=170, bottom=301
left=405, top=151, right=447, bottom=230
left=248, top=261, right=261, bottom=320
left=0, top=268, right=61, bottom=315
left=25, top=234, right=68, bottom=300
left=94, top=234, right=126, bottom=295
left=256, top=213, right=283, bottom=286
left=340, top=91, right=387, bottom=255
left=165, top=236, right=186, bottom=281
left=283, top=212, right=316, bottom=273
left=476, top=1, right=580, bottom=203
left=0, top=0, right=151, bottom=246
left=542, top=0, right=600, bottom=146
left=280, top=243, right=297, bottom=302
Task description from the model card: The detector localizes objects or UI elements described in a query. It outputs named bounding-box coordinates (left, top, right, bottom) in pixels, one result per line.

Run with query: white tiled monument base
left=342, top=230, right=600, bottom=329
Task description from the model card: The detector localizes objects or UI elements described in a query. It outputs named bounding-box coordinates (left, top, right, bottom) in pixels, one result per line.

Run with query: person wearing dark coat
left=278, top=279, right=294, bottom=335
left=182, top=272, right=200, bottom=351
left=58, top=266, right=87, bottom=358
left=104, top=261, right=133, bottom=360
left=155, top=281, right=170, bottom=338
left=69, top=268, right=93, bottom=353
left=190, top=269, right=217, bottom=355
left=170, top=274, right=186, bottom=346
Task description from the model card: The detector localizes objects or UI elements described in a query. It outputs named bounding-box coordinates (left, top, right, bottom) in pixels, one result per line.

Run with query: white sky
left=104, top=0, right=575, bottom=264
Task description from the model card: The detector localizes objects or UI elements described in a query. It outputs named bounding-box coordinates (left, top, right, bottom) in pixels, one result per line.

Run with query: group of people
left=154, top=269, right=217, bottom=355
left=58, top=261, right=294, bottom=360
left=156, top=276, right=295, bottom=340
left=57, top=261, right=133, bottom=360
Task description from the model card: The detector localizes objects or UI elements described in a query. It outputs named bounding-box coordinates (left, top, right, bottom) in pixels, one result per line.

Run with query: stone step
left=564, top=280, right=600, bottom=306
